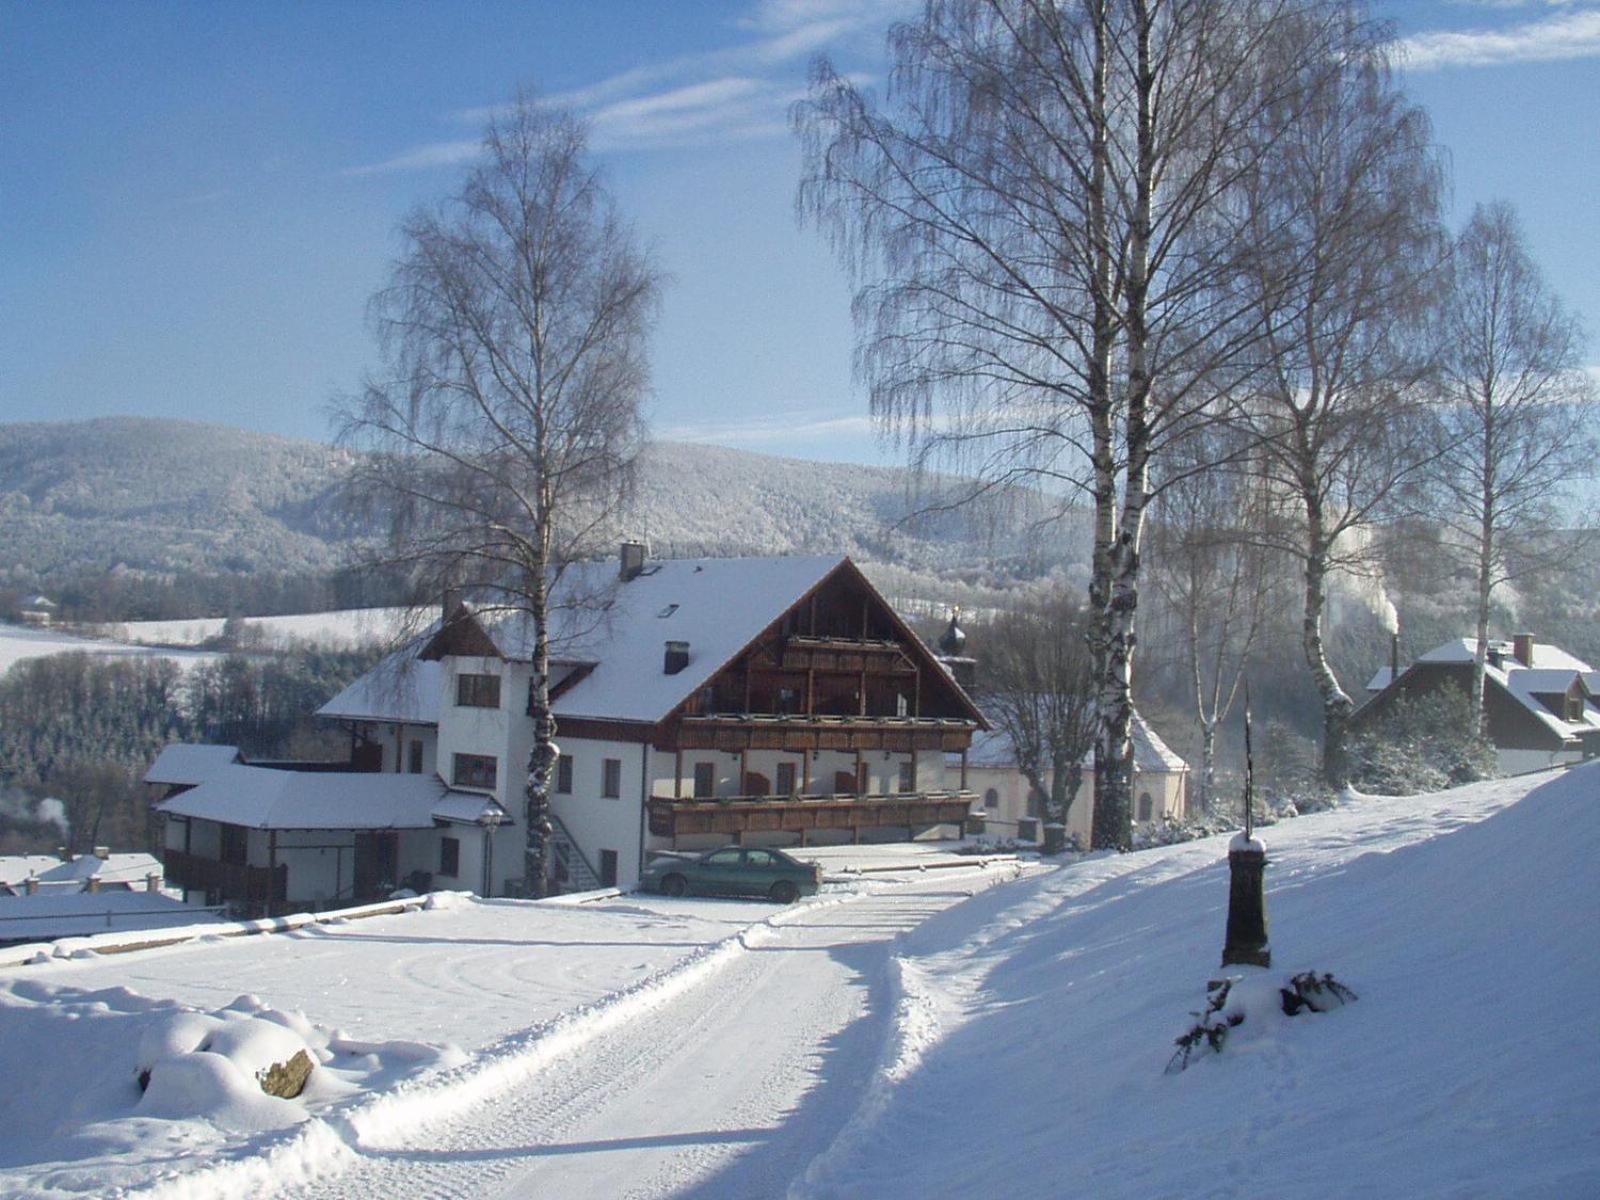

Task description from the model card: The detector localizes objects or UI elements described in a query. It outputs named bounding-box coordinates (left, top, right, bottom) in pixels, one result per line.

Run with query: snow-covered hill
left=1, top=768, right=1594, bottom=1197
left=0, top=418, right=1091, bottom=595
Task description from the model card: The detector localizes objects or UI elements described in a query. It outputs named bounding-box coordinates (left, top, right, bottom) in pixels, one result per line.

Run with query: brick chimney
left=620, top=541, right=646, bottom=582
left=24, top=875, right=37, bottom=896
left=1513, top=633, right=1535, bottom=667
left=146, top=872, right=163, bottom=893
left=664, top=640, right=689, bottom=675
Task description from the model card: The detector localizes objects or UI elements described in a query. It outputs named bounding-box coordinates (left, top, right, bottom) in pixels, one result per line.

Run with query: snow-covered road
left=281, top=881, right=988, bottom=1200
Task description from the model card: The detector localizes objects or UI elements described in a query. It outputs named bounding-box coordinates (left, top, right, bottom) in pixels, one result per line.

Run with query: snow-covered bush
left=1348, top=686, right=1496, bottom=795
left=1167, top=969, right=1359, bottom=1074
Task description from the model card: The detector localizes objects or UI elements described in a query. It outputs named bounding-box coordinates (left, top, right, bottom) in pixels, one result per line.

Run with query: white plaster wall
left=550, top=736, right=647, bottom=888
left=377, top=724, right=438, bottom=777
left=273, top=830, right=356, bottom=905
left=1497, top=747, right=1580, bottom=776
left=436, top=656, right=514, bottom=802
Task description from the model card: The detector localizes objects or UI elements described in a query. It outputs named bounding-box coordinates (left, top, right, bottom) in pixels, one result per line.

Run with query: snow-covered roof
left=318, top=649, right=442, bottom=725
left=0, top=856, right=67, bottom=889
left=963, top=711, right=1187, bottom=774
left=1365, top=666, right=1396, bottom=693
left=1417, top=638, right=1592, bottom=673
left=0, top=853, right=167, bottom=893
left=491, top=555, right=847, bottom=723
left=1379, top=637, right=1600, bottom=742
left=156, top=765, right=510, bottom=831
left=144, top=743, right=243, bottom=787
left=0, top=889, right=218, bottom=943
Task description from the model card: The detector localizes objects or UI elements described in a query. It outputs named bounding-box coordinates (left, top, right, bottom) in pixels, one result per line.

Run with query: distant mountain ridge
left=0, top=418, right=1089, bottom=598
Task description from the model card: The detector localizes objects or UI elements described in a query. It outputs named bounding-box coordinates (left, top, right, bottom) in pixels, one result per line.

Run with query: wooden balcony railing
left=161, top=849, right=286, bottom=908
left=677, top=714, right=975, bottom=753
left=647, top=790, right=978, bottom=843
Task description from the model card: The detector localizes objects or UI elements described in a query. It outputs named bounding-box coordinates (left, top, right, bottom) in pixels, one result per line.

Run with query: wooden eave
left=418, top=605, right=501, bottom=661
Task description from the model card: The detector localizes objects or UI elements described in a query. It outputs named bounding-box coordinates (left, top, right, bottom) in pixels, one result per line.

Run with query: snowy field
left=109, top=608, right=413, bottom=651
left=2, top=768, right=1596, bottom=1198
left=0, top=606, right=408, bottom=678
left=0, top=620, right=220, bottom=677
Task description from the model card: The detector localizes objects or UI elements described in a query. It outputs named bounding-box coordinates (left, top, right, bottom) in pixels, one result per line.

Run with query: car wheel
left=662, top=874, right=688, bottom=898
left=769, top=879, right=799, bottom=904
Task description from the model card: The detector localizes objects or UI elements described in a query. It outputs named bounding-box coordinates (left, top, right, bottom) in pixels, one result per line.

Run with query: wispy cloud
left=342, top=138, right=480, bottom=178
left=351, top=0, right=906, bottom=173
left=1400, top=7, right=1600, bottom=69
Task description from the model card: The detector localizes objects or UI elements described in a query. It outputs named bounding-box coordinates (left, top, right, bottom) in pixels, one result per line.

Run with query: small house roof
left=318, top=651, right=442, bottom=725
left=963, top=710, right=1186, bottom=774
left=0, top=889, right=218, bottom=944
left=155, top=765, right=511, bottom=831
left=144, top=743, right=243, bottom=787
left=1372, top=637, right=1600, bottom=742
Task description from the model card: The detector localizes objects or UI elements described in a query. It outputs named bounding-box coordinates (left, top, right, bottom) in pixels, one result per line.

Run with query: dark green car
left=641, top=846, right=822, bottom=904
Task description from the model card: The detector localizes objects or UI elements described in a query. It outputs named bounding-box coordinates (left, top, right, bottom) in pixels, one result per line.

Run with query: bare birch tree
left=980, top=594, right=1098, bottom=835
left=1434, top=201, right=1597, bottom=719
left=1235, top=14, right=1445, bottom=787
left=339, top=95, right=661, bottom=897
left=796, top=0, right=1346, bottom=845
left=1146, top=436, right=1277, bottom=811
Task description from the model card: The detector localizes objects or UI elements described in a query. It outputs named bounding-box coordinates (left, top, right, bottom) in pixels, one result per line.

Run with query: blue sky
left=2, top=0, right=1596, bottom=466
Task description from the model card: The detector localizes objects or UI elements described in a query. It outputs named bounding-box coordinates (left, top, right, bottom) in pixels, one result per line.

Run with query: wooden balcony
left=647, top=790, right=979, bottom=843
left=677, top=715, right=976, bottom=754
left=161, top=849, right=286, bottom=909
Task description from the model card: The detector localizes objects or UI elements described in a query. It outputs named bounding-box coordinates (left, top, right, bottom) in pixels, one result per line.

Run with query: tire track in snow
left=274, top=881, right=993, bottom=1199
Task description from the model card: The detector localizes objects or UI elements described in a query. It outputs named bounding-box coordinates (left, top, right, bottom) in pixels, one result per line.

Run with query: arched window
left=984, top=787, right=999, bottom=809
left=1137, top=792, right=1154, bottom=822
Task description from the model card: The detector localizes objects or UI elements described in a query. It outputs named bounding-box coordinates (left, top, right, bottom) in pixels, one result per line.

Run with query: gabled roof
left=1366, top=637, right=1600, bottom=743
left=156, top=765, right=511, bottom=831
left=964, top=710, right=1186, bottom=774
left=318, top=554, right=985, bottom=729
left=479, top=555, right=850, bottom=723
left=144, top=743, right=243, bottom=787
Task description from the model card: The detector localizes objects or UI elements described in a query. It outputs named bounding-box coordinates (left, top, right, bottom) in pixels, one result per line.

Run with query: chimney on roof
left=664, top=640, right=689, bottom=675
left=620, top=541, right=647, bottom=582
left=93, top=845, right=109, bottom=860
left=442, top=586, right=462, bottom=624
left=1513, top=633, right=1534, bottom=667
left=87, top=876, right=101, bottom=894
left=1391, top=633, right=1400, bottom=686
left=24, top=875, right=37, bottom=896
left=146, top=872, right=162, bottom=893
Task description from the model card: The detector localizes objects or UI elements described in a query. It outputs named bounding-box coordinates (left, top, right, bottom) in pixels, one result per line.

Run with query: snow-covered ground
left=2, top=768, right=1596, bottom=1198
left=109, top=609, right=413, bottom=651
left=0, top=621, right=220, bottom=677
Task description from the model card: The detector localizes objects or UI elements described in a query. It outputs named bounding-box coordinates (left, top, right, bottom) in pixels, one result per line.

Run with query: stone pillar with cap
left=1222, top=692, right=1270, bottom=968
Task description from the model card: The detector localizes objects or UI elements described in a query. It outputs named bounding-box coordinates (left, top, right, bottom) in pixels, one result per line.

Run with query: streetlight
left=477, top=804, right=504, bottom=898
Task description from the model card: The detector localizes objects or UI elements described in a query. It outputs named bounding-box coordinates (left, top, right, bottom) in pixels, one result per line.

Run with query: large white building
left=148, top=550, right=986, bottom=911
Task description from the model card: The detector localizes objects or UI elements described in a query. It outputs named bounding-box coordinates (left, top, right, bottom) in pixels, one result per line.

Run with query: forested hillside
left=0, top=417, right=1091, bottom=609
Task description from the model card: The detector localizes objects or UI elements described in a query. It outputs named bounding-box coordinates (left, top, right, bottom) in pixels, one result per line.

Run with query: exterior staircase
left=549, top=811, right=605, bottom=893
